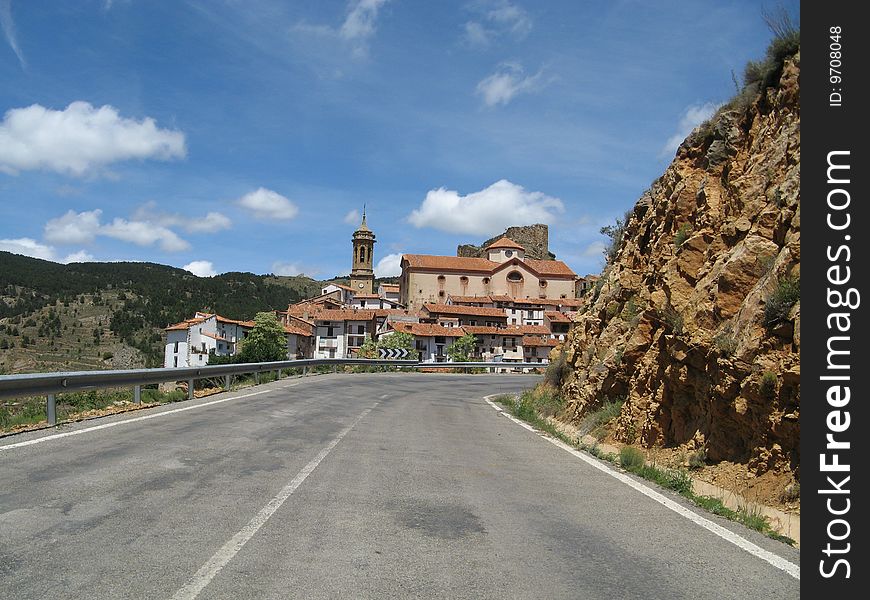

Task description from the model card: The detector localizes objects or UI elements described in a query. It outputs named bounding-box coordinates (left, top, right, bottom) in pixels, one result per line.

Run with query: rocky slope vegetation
left=557, top=52, right=800, bottom=503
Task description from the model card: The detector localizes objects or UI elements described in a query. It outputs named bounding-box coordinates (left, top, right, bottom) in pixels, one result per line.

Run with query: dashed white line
left=483, top=395, right=800, bottom=581
left=0, top=382, right=300, bottom=452
left=170, top=402, right=377, bottom=600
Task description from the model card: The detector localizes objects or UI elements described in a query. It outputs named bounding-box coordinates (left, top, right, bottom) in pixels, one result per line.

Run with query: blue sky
left=0, top=0, right=798, bottom=279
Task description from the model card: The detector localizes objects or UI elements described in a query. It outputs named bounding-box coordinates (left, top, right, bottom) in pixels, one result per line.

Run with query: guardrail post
left=224, top=375, right=231, bottom=391
left=134, top=385, right=141, bottom=404
left=254, top=372, right=259, bottom=385
left=46, top=394, right=56, bottom=425
left=303, top=366, right=308, bottom=376
left=276, top=369, right=281, bottom=380
left=188, top=379, right=195, bottom=401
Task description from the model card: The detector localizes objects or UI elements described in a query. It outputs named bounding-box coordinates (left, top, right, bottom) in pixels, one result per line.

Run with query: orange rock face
left=559, top=54, right=800, bottom=482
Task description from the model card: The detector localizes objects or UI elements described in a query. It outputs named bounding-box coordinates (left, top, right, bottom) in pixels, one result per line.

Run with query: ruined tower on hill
left=457, top=224, right=556, bottom=261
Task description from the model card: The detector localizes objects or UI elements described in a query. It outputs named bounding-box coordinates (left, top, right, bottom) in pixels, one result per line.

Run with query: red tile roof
left=311, top=309, right=380, bottom=321
left=402, top=253, right=576, bottom=279
left=522, top=335, right=559, bottom=347
left=485, top=236, right=526, bottom=251
left=389, top=322, right=466, bottom=337
left=447, top=295, right=494, bottom=304
left=544, top=310, right=571, bottom=323
left=422, top=303, right=508, bottom=318
left=200, top=332, right=232, bottom=343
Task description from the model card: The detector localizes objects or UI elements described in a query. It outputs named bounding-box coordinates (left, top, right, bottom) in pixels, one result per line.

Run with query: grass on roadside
left=495, top=390, right=795, bottom=546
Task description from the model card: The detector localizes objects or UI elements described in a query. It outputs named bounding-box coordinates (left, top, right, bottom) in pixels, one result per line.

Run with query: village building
left=164, top=312, right=312, bottom=367
left=381, top=321, right=465, bottom=362
left=349, top=210, right=376, bottom=295
left=419, top=303, right=508, bottom=328
left=399, top=237, right=579, bottom=311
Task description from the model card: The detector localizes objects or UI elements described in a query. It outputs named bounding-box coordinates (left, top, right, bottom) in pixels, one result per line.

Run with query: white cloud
left=183, top=260, right=217, bottom=277
left=131, top=201, right=231, bottom=233
left=294, top=0, right=389, bottom=59
left=476, top=63, right=547, bottom=107
left=237, top=188, right=299, bottom=221
left=0, top=101, right=186, bottom=176
left=660, top=102, right=723, bottom=158
left=44, top=209, right=103, bottom=244
left=343, top=209, right=361, bottom=225
left=375, top=253, right=403, bottom=278
left=581, top=241, right=606, bottom=258
left=463, top=1, right=531, bottom=46
left=62, top=250, right=95, bottom=263
left=0, top=237, right=94, bottom=264
left=101, top=218, right=190, bottom=252
left=408, top=179, right=564, bottom=236
left=1, top=0, right=24, bottom=69
left=272, top=261, right=304, bottom=277
left=0, top=237, right=56, bottom=261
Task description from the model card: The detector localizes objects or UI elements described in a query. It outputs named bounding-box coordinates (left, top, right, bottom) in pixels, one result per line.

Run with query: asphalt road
left=0, top=373, right=800, bottom=599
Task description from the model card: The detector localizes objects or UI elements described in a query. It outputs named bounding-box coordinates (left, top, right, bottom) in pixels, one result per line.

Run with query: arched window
left=505, top=250, right=513, bottom=258
left=460, top=276, right=468, bottom=284
left=539, top=279, right=548, bottom=288
left=359, top=246, right=366, bottom=263
left=507, top=271, right=523, bottom=282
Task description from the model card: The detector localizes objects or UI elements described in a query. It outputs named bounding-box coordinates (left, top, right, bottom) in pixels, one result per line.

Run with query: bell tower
left=349, top=207, right=376, bottom=294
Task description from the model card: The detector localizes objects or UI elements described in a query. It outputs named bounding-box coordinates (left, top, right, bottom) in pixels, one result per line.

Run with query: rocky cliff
left=557, top=53, right=800, bottom=499
left=458, top=224, right=556, bottom=260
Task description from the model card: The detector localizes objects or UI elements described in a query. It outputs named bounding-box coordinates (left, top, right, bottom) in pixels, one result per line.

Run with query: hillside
left=555, top=47, right=800, bottom=507
left=0, top=253, right=323, bottom=373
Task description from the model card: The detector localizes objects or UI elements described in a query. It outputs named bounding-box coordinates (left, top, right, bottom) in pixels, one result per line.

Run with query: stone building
left=399, top=237, right=578, bottom=311
left=349, top=209, right=376, bottom=295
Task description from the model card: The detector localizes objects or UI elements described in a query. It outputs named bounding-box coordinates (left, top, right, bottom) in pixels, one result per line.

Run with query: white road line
left=0, top=382, right=300, bottom=452
left=483, top=395, right=800, bottom=581
left=170, top=402, right=377, bottom=600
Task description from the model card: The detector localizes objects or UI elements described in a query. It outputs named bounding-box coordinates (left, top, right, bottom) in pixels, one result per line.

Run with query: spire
left=357, top=204, right=370, bottom=232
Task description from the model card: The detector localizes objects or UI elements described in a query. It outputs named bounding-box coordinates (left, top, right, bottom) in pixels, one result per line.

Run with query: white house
left=382, top=321, right=465, bottom=362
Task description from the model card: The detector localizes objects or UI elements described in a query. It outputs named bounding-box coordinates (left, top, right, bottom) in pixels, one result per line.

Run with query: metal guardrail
left=0, top=359, right=545, bottom=425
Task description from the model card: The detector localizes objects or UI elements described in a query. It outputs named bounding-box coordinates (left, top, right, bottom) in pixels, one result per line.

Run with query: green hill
left=0, top=252, right=324, bottom=373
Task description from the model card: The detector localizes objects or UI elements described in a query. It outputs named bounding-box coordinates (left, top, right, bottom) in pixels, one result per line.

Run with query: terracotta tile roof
left=544, top=310, right=571, bottom=323
left=215, top=315, right=254, bottom=327
left=489, top=294, right=515, bottom=303
left=522, top=335, right=559, bottom=347
left=390, top=322, right=465, bottom=337
left=402, top=254, right=499, bottom=273
left=284, top=324, right=313, bottom=337
left=422, top=303, right=508, bottom=318
left=447, top=295, right=494, bottom=304
left=485, top=236, right=526, bottom=251
left=312, top=309, right=380, bottom=322
left=353, top=293, right=381, bottom=299
left=165, top=317, right=207, bottom=331
left=462, top=326, right=505, bottom=335
left=524, top=258, right=576, bottom=276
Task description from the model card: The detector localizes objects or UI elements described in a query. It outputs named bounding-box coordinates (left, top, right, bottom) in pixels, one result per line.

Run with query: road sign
left=378, top=348, right=409, bottom=359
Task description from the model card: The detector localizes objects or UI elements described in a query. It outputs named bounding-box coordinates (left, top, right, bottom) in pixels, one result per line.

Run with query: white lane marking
left=170, top=403, right=377, bottom=600
left=379, top=394, right=389, bottom=399
left=483, top=395, right=800, bottom=581
left=0, top=382, right=300, bottom=452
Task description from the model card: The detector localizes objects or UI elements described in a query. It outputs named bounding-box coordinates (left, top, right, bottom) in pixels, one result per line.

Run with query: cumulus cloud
left=464, top=0, right=532, bottom=46
left=408, top=179, right=563, bottom=236
left=0, top=237, right=93, bottom=264
left=237, top=188, right=299, bottom=221
left=0, top=101, right=186, bottom=176
left=44, top=209, right=103, bottom=245
left=101, top=218, right=190, bottom=252
left=375, top=253, right=403, bottom=278
left=343, top=209, right=362, bottom=225
left=183, top=260, right=217, bottom=278
left=62, top=250, right=95, bottom=263
left=131, top=201, right=231, bottom=233
left=660, top=102, right=723, bottom=158
left=1, top=0, right=25, bottom=68
left=476, top=63, right=547, bottom=107
left=272, top=261, right=304, bottom=277
left=0, top=237, right=55, bottom=261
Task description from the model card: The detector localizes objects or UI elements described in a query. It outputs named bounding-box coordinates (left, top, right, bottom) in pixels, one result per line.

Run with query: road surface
left=0, top=373, right=800, bottom=599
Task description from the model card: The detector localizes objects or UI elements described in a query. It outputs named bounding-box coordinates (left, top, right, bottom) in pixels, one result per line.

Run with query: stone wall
left=458, top=224, right=556, bottom=260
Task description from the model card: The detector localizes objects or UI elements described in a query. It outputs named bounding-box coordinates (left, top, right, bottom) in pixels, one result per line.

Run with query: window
left=359, top=246, right=366, bottom=263
left=460, top=276, right=468, bottom=283
left=540, top=280, right=548, bottom=287
left=173, top=356, right=178, bottom=367
left=482, top=277, right=490, bottom=284
left=507, top=271, right=523, bottom=282
left=438, top=290, right=445, bottom=297
left=505, top=250, right=513, bottom=257
left=435, top=336, right=445, bottom=344
left=437, top=275, right=446, bottom=282
left=357, top=324, right=366, bottom=334
left=174, top=341, right=179, bottom=353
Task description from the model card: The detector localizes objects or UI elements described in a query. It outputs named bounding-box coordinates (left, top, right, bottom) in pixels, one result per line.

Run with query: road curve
left=0, top=373, right=799, bottom=599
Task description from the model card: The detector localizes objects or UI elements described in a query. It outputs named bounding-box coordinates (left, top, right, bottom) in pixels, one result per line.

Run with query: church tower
left=350, top=208, right=376, bottom=294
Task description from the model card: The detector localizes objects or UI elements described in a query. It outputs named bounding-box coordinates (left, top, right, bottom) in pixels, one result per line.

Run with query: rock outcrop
left=557, top=54, right=800, bottom=487
left=458, top=224, right=556, bottom=260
